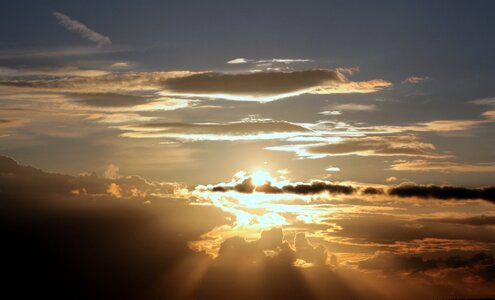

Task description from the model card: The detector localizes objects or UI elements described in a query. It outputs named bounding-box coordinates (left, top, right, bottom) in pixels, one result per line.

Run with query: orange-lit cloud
left=0, top=69, right=391, bottom=102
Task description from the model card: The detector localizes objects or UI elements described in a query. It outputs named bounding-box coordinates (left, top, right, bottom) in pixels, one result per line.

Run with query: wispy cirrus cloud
left=226, top=57, right=313, bottom=64
left=390, top=160, right=495, bottom=173
left=0, top=66, right=108, bottom=78
left=119, top=119, right=312, bottom=141
left=402, top=76, right=430, bottom=84
left=53, top=12, right=111, bottom=47
left=267, top=135, right=450, bottom=159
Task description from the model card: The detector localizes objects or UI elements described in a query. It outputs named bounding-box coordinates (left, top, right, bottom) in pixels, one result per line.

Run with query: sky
left=1, top=1, right=495, bottom=299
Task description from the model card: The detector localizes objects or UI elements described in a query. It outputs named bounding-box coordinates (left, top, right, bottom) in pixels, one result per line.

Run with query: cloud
left=110, top=61, right=132, bottom=69
left=208, top=177, right=356, bottom=196
left=402, top=76, right=430, bottom=84
left=470, top=97, right=495, bottom=106
left=0, top=69, right=390, bottom=101
left=227, top=58, right=250, bottom=64
left=202, top=171, right=495, bottom=204
left=358, top=252, right=494, bottom=280
left=0, top=118, right=29, bottom=129
left=319, top=110, right=342, bottom=116
left=226, top=57, right=313, bottom=65
left=330, top=103, right=376, bottom=111
left=268, top=135, right=450, bottom=159
left=389, top=184, right=495, bottom=203
left=70, top=93, right=149, bottom=107
left=0, top=66, right=108, bottom=77
left=120, top=119, right=313, bottom=141
left=390, top=160, right=495, bottom=173
left=0, top=71, right=194, bottom=93
left=3, top=156, right=495, bottom=299
left=162, top=69, right=344, bottom=101
left=53, top=12, right=111, bottom=47
left=0, top=155, right=230, bottom=299
left=386, top=176, right=398, bottom=182
left=419, top=215, right=495, bottom=226
left=328, top=213, right=495, bottom=247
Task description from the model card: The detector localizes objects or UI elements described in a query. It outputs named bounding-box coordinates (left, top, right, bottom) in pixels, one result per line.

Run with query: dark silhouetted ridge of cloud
left=389, top=185, right=495, bottom=203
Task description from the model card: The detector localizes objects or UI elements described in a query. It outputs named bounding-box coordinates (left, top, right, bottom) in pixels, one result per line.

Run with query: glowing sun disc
left=251, top=170, right=273, bottom=186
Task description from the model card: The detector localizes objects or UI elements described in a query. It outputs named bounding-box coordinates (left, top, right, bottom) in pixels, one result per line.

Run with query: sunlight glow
left=251, top=170, right=274, bottom=186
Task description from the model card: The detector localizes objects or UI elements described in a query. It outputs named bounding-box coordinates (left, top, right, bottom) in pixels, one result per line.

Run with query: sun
left=251, top=170, right=273, bottom=186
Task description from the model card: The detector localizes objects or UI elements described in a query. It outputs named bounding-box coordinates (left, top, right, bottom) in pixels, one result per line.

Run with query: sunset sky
left=1, top=1, right=495, bottom=299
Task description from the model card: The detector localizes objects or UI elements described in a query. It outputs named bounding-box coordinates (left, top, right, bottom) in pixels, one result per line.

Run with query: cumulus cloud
left=53, top=12, right=111, bottom=47
left=0, top=155, right=230, bottom=299
left=3, top=156, right=495, bottom=299
left=390, top=160, right=495, bottom=173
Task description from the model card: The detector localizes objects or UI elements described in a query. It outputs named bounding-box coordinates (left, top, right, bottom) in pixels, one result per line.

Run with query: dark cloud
left=362, top=187, right=385, bottom=195
left=294, top=232, right=327, bottom=265
left=207, top=177, right=495, bottom=205
left=195, top=228, right=384, bottom=300
left=0, top=156, right=181, bottom=199
left=70, top=93, right=149, bottom=107
left=279, top=182, right=355, bottom=195
left=2, top=156, right=495, bottom=299
left=328, top=214, right=495, bottom=244
left=0, top=155, right=229, bottom=299
left=389, top=185, right=495, bottom=203
left=164, top=69, right=342, bottom=97
left=0, top=69, right=389, bottom=101
left=419, top=215, right=495, bottom=226
left=210, top=179, right=356, bottom=196
left=358, top=252, right=495, bottom=281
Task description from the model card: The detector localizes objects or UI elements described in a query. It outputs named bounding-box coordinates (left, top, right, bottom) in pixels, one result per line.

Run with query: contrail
left=53, top=11, right=111, bottom=47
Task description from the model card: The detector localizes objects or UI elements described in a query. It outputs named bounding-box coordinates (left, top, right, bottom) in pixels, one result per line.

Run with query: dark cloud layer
left=212, top=179, right=355, bottom=196
left=358, top=252, right=495, bottom=281
left=0, top=156, right=230, bottom=299
left=389, top=185, right=495, bottom=203
left=420, top=215, right=495, bottom=226
left=208, top=177, right=495, bottom=204
left=71, top=93, right=149, bottom=107
left=164, top=69, right=342, bottom=96
left=1, top=156, right=495, bottom=299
